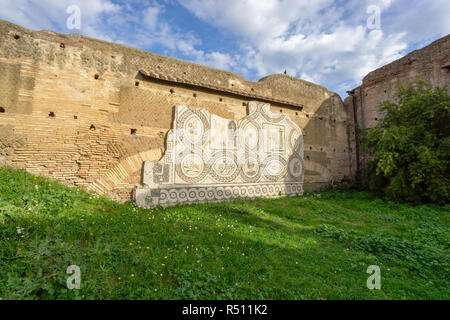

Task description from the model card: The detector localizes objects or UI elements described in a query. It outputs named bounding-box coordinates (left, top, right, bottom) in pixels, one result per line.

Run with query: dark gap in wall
left=170, top=89, right=174, bottom=94
left=48, top=112, right=55, bottom=117
left=74, top=115, right=78, bottom=119
left=193, top=93, right=197, bottom=98
left=0, top=107, right=5, bottom=113
left=130, top=128, right=137, bottom=135
left=135, top=81, right=139, bottom=87
left=90, top=124, right=96, bottom=131
left=14, top=34, right=20, bottom=40
left=60, top=43, right=65, bottom=48
left=94, top=74, right=99, bottom=80
left=219, top=98, right=223, bottom=102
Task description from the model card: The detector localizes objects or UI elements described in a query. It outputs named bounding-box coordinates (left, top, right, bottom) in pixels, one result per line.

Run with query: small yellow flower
left=131, top=274, right=135, bottom=278
left=26, top=212, right=30, bottom=215
left=161, top=264, right=166, bottom=267
left=43, top=206, right=46, bottom=209
left=146, top=246, right=150, bottom=250
left=129, top=242, right=133, bottom=246
left=118, top=277, right=121, bottom=280
left=167, top=248, right=171, bottom=251
left=164, top=256, right=167, bottom=259
left=80, top=219, right=84, bottom=221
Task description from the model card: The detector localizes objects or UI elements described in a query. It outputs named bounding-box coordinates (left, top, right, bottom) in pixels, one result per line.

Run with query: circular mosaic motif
left=263, top=156, right=287, bottom=181
left=288, top=156, right=304, bottom=179
left=197, top=188, right=207, bottom=200
left=176, top=153, right=209, bottom=183
left=215, top=187, right=225, bottom=200
left=210, top=154, right=239, bottom=183
left=206, top=189, right=215, bottom=201
left=169, top=189, right=178, bottom=201
left=188, top=188, right=198, bottom=201
left=178, top=188, right=188, bottom=200
left=240, top=156, right=261, bottom=182
left=224, top=187, right=233, bottom=199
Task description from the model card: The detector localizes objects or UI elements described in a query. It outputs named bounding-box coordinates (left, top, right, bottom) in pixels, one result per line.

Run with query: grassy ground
left=0, top=167, right=448, bottom=300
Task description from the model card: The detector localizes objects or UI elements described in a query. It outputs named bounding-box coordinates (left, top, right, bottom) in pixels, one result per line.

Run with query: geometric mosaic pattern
left=135, top=101, right=304, bottom=208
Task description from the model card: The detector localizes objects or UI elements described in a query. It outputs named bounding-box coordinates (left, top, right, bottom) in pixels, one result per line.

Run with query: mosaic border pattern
left=135, top=183, right=304, bottom=207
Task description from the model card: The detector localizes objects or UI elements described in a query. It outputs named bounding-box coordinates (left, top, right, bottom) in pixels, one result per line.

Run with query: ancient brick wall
left=350, top=35, right=450, bottom=131
left=0, top=19, right=356, bottom=201
left=347, top=34, right=450, bottom=169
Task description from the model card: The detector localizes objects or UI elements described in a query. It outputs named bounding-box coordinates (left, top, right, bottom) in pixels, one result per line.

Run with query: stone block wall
left=0, top=19, right=356, bottom=201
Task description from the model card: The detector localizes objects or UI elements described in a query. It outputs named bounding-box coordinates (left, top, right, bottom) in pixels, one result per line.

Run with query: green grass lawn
left=0, top=167, right=448, bottom=300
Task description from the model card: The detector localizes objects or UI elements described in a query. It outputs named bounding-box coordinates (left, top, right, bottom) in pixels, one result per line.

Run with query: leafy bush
left=364, top=80, right=450, bottom=204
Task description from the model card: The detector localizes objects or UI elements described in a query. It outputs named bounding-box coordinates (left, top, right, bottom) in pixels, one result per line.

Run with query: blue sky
left=1, top=0, right=449, bottom=98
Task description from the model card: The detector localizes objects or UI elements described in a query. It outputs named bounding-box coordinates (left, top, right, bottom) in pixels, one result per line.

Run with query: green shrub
left=364, top=80, right=450, bottom=204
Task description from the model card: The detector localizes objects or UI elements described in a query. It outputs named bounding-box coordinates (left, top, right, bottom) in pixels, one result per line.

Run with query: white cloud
left=0, top=0, right=120, bottom=40
left=196, top=51, right=237, bottom=70
left=143, top=3, right=164, bottom=31
left=179, top=0, right=449, bottom=96
left=0, top=0, right=235, bottom=71
left=1, top=0, right=448, bottom=98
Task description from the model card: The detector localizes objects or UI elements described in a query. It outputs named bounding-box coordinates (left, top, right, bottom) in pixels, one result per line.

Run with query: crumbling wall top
left=0, top=19, right=339, bottom=108
left=361, top=34, right=450, bottom=87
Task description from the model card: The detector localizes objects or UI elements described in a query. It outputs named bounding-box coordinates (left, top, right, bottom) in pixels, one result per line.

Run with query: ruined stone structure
left=135, top=102, right=304, bottom=207
left=346, top=34, right=450, bottom=169
left=0, top=20, right=356, bottom=202
left=1, top=19, right=448, bottom=204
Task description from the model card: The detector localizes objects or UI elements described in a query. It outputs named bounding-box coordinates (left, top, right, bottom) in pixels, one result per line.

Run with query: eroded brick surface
left=350, top=34, right=450, bottom=169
